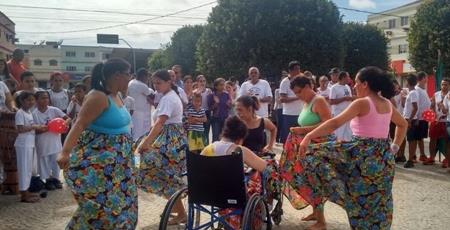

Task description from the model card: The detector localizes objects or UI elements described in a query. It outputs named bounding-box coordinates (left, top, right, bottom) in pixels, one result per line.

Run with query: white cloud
left=348, top=0, right=376, bottom=9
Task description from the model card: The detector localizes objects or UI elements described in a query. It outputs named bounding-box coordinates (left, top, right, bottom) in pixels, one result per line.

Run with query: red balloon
left=48, top=118, right=68, bottom=134
left=421, top=109, right=436, bottom=123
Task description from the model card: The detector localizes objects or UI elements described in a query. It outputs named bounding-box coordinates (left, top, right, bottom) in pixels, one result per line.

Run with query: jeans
left=211, top=117, right=225, bottom=142
left=280, top=114, right=299, bottom=143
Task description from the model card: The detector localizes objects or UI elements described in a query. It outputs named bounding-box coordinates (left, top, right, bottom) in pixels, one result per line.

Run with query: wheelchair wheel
left=159, top=187, right=200, bottom=230
left=242, top=194, right=272, bottom=230
left=270, top=198, right=283, bottom=226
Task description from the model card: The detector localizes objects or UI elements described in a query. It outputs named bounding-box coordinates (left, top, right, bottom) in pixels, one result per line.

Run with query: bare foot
left=301, top=212, right=317, bottom=221
left=307, top=222, right=326, bottom=230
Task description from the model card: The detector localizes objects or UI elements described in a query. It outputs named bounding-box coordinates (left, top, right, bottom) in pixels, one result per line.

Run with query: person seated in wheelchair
left=201, top=116, right=280, bottom=229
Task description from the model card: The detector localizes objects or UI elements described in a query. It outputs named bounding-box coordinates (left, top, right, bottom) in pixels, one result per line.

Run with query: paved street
left=1, top=147, right=450, bottom=230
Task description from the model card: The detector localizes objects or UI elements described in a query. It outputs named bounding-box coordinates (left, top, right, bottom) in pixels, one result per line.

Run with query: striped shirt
left=186, top=107, right=206, bottom=132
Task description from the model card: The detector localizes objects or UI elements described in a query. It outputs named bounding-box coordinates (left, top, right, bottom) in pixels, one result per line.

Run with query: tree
left=196, top=0, right=343, bottom=82
left=342, top=22, right=389, bottom=77
left=147, top=25, right=204, bottom=75
left=148, top=49, right=170, bottom=72
left=409, top=0, right=450, bottom=75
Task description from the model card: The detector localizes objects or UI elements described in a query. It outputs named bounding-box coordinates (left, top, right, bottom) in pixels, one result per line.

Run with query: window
left=102, top=53, right=110, bottom=60
left=85, top=66, right=92, bottom=72
left=84, top=52, right=95, bottom=58
left=65, top=51, right=76, bottom=57
left=388, top=19, right=396, bottom=29
left=66, top=66, right=77, bottom=71
left=401, top=16, right=409, bottom=26
left=399, top=44, right=408, bottom=54
left=33, top=59, right=42, bottom=66
left=49, top=59, right=58, bottom=66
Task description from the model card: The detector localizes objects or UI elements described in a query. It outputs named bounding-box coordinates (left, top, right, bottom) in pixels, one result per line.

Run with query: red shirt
left=7, top=59, right=27, bottom=85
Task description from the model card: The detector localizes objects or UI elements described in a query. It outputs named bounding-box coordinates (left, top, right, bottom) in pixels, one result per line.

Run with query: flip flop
left=168, top=216, right=187, bottom=226
left=20, top=196, right=40, bottom=203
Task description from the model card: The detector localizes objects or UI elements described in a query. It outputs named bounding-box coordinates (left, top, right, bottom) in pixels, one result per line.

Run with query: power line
left=15, top=1, right=216, bottom=34
left=17, top=30, right=176, bottom=41
left=337, top=6, right=402, bottom=18
left=11, top=16, right=188, bottom=26
left=0, top=3, right=209, bottom=20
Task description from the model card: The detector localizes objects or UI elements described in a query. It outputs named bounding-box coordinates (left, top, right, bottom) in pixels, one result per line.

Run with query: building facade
left=367, top=0, right=422, bottom=75
left=61, top=45, right=113, bottom=82
left=0, top=11, right=15, bottom=59
left=18, top=43, right=63, bottom=88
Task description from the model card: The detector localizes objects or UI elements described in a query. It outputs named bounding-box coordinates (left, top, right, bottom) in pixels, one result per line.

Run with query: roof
left=0, top=11, right=15, bottom=25
left=368, top=0, right=422, bottom=18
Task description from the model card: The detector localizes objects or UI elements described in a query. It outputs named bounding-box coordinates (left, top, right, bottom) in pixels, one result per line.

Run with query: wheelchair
left=159, top=150, right=277, bottom=230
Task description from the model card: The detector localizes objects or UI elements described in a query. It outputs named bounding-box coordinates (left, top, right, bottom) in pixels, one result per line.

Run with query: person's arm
left=262, top=118, right=277, bottom=152
left=409, top=102, right=418, bottom=125
left=242, top=146, right=267, bottom=173
left=260, top=82, right=273, bottom=103
left=5, top=91, right=16, bottom=111
left=137, top=115, right=168, bottom=153
left=329, top=97, right=351, bottom=105
left=390, top=98, right=398, bottom=109
left=57, top=91, right=108, bottom=169
left=291, top=97, right=332, bottom=134
left=299, top=99, right=366, bottom=152
left=391, top=107, right=408, bottom=147
left=430, top=96, right=436, bottom=113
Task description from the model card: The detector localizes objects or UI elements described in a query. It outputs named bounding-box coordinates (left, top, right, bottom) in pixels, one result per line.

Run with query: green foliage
left=148, top=49, right=170, bottom=72
left=148, top=25, right=204, bottom=74
left=409, top=0, right=450, bottom=75
left=196, top=0, right=344, bottom=82
left=342, top=22, right=389, bottom=77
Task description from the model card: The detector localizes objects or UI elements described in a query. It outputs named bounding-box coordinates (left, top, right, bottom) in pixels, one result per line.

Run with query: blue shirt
left=88, top=96, right=131, bottom=135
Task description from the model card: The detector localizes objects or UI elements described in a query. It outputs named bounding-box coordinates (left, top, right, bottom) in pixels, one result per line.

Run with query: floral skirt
left=301, top=136, right=395, bottom=229
left=187, top=130, right=206, bottom=152
left=220, top=160, right=281, bottom=229
left=137, top=123, right=188, bottom=198
left=64, top=130, right=137, bottom=230
left=279, top=132, right=336, bottom=210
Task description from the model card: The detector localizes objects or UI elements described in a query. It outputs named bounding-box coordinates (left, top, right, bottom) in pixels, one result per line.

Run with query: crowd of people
left=1, top=48, right=450, bottom=229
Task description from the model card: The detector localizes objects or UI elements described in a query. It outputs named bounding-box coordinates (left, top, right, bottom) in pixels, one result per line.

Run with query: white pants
left=334, top=121, right=353, bottom=141
left=15, top=146, right=35, bottom=191
left=131, top=110, right=151, bottom=141
left=38, top=153, right=60, bottom=180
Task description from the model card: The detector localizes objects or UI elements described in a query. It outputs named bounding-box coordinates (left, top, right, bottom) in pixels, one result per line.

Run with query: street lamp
left=119, top=38, right=136, bottom=74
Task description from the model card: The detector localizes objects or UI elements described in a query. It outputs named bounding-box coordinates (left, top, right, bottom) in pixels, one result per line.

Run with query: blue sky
left=3, top=0, right=418, bottom=48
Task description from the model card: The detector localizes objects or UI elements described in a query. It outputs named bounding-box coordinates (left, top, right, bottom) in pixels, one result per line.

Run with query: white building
left=61, top=45, right=113, bottom=81
left=367, top=0, right=422, bottom=75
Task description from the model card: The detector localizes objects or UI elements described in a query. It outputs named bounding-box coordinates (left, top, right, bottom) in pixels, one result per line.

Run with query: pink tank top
left=350, top=97, right=392, bottom=139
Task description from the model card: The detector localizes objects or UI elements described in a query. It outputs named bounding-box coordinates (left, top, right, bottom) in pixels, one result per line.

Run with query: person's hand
left=38, top=125, right=48, bottom=132
left=299, top=135, right=312, bottom=156
left=136, top=142, right=149, bottom=154
left=346, top=96, right=353, bottom=101
left=262, top=145, right=273, bottom=153
left=71, top=95, right=78, bottom=103
left=213, top=95, right=220, bottom=104
left=57, top=152, right=70, bottom=170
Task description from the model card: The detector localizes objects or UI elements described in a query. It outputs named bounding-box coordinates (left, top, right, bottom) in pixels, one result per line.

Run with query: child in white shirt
left=14, top=91, right=45, bottom=203
left=33, top=91, right=70, bottom=190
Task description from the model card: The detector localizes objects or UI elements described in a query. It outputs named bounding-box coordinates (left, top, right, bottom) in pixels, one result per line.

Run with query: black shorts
left=407, top=120, right=429, bottom=141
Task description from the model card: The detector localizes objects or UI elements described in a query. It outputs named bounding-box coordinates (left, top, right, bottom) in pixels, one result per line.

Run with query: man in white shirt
left=128, top=68, right=154, bottom=141
left=329, top=71, right=353, bottom=141
left=279, top=61, right=303, bottom=143
left=425, top=78, right=449, bottom=166
left=327, top=67, right=340, bottom=89
left=403, top=74, right=420, bottom=168
left=172, top=65, right=184, bottom=89
left=239, top=67, right=273, bottom=118
left=414, top=72, right=432, bottom=163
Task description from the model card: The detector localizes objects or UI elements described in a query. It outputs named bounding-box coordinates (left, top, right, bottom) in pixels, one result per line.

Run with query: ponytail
left=171, top=84, right=180, bottom=95
left=91, top=63, right=106, bottom=93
